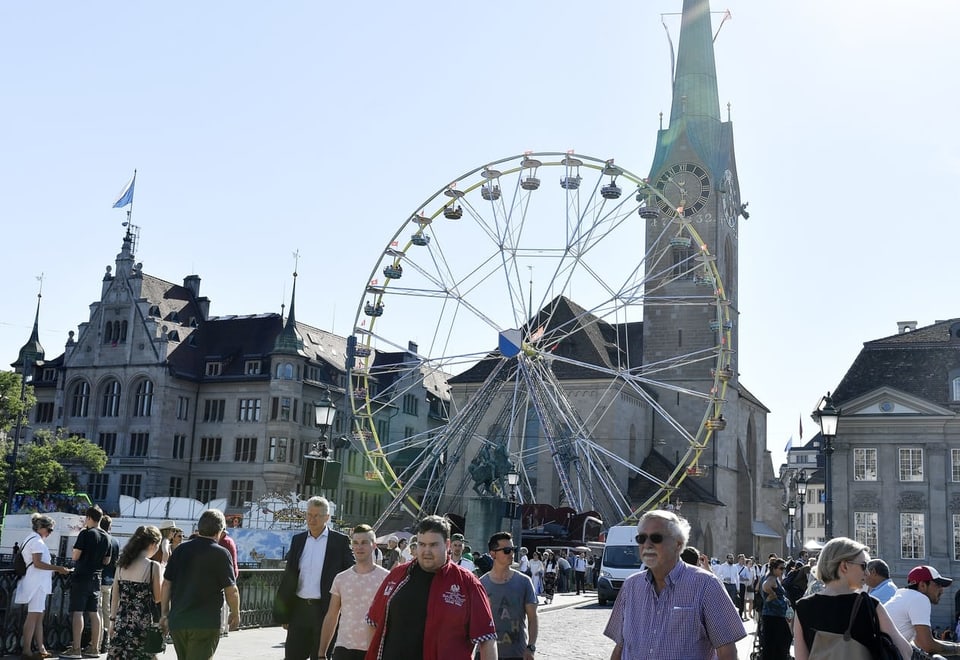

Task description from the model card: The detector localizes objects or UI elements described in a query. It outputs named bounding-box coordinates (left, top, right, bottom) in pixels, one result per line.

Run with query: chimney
left=897, top=321, right=917, bottom=334
left=183, top=275, right=201, bottom=297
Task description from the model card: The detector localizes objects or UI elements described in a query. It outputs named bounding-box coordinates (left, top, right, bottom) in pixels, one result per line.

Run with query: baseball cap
left=451, top=533, right=466, bottom=542
left=907, top=565, right=953, bottom=587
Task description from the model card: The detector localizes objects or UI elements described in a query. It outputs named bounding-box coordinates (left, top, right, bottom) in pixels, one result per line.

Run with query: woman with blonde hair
left=793, top=536, right=913, bottom=659
left=107, top=525, right=163, bottom=660
left=14, top=513, right=72, bottom=659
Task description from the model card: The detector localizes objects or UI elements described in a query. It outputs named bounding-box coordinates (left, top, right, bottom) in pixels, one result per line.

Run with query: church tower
left=643, top=0, right=744, bottom=499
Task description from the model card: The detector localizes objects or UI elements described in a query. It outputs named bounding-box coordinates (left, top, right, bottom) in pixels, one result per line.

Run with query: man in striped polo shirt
left=603, top=510, right=746, bottom=659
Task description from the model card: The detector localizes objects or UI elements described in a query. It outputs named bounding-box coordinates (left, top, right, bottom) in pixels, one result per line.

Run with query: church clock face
left=720, top=169, right=739, bottom=228
left=655, top=163, right=710, bottom=217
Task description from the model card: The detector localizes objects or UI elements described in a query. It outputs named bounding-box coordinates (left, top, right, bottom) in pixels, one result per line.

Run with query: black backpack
left=13, top=536, right=34, bottom=577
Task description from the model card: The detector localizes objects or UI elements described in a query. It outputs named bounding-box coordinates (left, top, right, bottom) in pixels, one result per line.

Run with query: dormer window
left=148, top=305, right=161, bottom=317
left=245, top=360, right=262, bottom=375
left=206, top=361, right=222, bottom=376
left=42, top=368, right=56, bottom=382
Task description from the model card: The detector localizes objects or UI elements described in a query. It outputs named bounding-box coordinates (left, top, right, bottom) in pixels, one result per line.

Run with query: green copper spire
left=13, top=287, right=45, bottom=370
left=274, top=270, right=305, bottom=355
left=670, top=0, right=720, bottom=126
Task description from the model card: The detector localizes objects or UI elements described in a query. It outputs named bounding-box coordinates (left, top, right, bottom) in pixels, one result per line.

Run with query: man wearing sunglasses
left=603, top=510, right=746, bottom=660
left=480, top=532, right=538, bottom=659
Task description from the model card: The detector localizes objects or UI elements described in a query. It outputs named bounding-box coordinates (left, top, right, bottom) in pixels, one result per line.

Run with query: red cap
left=907, top=565, right=952, bottom=587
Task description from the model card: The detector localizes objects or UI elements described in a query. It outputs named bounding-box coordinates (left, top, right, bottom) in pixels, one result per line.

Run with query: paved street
left=2, top=592, right=764, bottom=659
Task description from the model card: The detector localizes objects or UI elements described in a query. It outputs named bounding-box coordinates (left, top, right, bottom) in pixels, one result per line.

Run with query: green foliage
left=0, top=370, right=36, bottom=433
left=9, top=429, right=108, bottom=494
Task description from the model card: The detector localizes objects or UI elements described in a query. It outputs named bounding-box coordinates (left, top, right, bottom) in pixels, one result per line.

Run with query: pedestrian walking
left=107, top=525, right=162, bottom=660
left=159, top=509, right=240, bottom=660
left=479, top=531, right=538, bottom=659
left=273, top=496, right=354, bottom=660
left=317, top=524, right=388, bottom=660
left=603, top=510, right=746, bottom=659
left=365, top=515, right=497, bottom=659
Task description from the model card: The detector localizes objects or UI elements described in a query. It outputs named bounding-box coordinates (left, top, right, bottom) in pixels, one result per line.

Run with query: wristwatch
left=526, top=643, right=536, bottom=653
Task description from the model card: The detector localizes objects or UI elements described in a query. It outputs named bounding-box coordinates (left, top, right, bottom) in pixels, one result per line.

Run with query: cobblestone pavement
left=2, top=593, right=764, bottom=659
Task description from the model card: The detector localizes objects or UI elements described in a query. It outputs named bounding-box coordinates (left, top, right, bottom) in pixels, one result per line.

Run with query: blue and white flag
left=784, top=436, right=793, bottom=453
left=113, top=172, right=136, bottom=208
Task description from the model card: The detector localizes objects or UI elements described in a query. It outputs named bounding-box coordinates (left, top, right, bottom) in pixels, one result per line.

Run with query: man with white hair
left=603, top=510, right=746, bottom=660
left=382, top=536, right=402, bottom=570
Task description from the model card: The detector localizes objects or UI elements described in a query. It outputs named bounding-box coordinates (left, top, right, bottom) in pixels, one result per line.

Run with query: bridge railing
left=0, top=566, right=284, bottom=655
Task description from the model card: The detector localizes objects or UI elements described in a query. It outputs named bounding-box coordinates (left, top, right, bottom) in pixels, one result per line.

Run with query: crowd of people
left=19, top=501, right=960, bottom=659
left=12, top=505, right=240, bottom=660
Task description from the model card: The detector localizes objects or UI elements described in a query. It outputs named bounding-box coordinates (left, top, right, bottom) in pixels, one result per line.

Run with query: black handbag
left=143, top=626, right=166, bottom=654
left=866, top=593, right=902, bottom=660
left=148, top=562, right=162, bottom=623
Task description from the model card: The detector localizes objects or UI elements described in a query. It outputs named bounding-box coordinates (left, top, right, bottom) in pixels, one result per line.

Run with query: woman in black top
left=793, top=537, right=913, bottom=660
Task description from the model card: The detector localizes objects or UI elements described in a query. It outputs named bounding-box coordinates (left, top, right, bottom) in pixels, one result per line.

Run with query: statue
left=468, top=442, right=514, bottom=497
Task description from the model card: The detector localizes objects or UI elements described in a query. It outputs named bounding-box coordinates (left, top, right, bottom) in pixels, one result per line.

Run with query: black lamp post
left=796, top=471, right=807, bottom=554
left=302, top=389, right=340, bottom=497
left=787, top=501, right=797, bottom=558
left=506, top=469, right=521, bottom=546
left=814, top=392, right=840, bottom=540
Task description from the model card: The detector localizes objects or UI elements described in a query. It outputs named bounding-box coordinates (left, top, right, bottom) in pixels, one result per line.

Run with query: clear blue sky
left=3, top=1, right=958, bottom=472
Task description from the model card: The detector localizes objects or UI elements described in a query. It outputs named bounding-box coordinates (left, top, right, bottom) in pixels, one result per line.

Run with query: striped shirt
left=603, top=560, right=746, bottom=659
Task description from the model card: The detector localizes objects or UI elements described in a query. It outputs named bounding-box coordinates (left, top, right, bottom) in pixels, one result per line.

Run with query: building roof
left=832, top=318, right=960, bottom=408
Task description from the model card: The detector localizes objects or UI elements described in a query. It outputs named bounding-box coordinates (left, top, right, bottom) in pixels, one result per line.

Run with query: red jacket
left=365, top=560, right=496, bottom=660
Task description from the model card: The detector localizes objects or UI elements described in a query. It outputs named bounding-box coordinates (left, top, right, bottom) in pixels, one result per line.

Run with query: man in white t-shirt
left=318, top=524, right=389, bottom=660
left=884, top=565, right=960, bottom=657
left=450, top=533, right=476, bottom=573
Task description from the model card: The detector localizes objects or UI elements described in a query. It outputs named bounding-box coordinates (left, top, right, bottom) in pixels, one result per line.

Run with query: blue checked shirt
left=603, top=560, right=746, bottom=659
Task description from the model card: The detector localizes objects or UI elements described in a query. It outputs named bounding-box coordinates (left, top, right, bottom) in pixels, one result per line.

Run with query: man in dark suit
left=275, top=496, right=354, bottom=660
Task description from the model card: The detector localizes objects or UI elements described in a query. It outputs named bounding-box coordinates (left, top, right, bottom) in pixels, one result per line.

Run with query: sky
left=3, top=1, right=959, bottom=473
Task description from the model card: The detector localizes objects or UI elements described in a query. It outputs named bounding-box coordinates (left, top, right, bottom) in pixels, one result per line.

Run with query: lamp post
left=787, top=501, right=797, bottom=559
left=506, top=469, right=521, bottom=547
left=796, top=471, right=807, bottom=555
left=303, top=389, right=340, bottom=500
left=814, top=392, right=840, bottom=540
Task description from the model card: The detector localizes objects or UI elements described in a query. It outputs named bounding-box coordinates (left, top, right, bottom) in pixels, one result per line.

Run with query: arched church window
left=70, top=381, right=90, bottom=418
left=101, top=379, right=121, bottom=417
left=120, top=320, right=128, bottom=342
left=133, top=380, right=154, bottom=417
left=104, top=322, right=114, bottom=343
left=952, top=376, right=960, bottom=402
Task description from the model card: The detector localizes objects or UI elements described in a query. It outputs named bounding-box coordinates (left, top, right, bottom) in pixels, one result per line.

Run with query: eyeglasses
left=492, top=546, right=516, bottom=554
left=635, top=533, right=665, bottom=545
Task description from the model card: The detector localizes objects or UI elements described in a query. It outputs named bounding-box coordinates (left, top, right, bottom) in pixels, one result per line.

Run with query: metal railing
left=0, top=566, right=284, bottom=655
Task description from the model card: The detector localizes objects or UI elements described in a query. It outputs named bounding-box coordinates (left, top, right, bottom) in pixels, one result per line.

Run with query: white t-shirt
left=884, top=587, right=931, bottom=642
left=329, top=565, right=389, bottom=651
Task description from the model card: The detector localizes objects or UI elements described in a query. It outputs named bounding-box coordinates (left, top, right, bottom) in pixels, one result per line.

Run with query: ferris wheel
left=346, top=152, right=732, bottom=530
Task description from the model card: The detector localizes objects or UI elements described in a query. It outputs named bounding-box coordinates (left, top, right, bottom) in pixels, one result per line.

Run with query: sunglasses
left=846, top=560, right=867, bottom=571
left=635, top=533, right=666, bottom=545
left=492, top=546, right=516, bottom=554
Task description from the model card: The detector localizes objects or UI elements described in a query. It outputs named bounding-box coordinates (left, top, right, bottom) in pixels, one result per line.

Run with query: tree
left=0, top=370, right=36, bottom=434
left=10, top=429, right=108, bottom=494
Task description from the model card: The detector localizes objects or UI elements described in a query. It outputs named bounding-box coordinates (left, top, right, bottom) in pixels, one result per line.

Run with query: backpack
left=474, top=552, right=493, bottom=576
left=13, top=535, right=35, bottom=577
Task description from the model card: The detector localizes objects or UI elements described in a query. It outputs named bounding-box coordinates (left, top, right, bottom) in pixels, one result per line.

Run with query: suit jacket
left=273, top=527, right=354, bottom=624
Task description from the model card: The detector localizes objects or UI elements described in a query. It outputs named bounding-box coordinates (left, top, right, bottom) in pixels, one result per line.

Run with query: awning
left=751, top=521, right=781, bottom=539
left=803, top=539, right=823, bottom=551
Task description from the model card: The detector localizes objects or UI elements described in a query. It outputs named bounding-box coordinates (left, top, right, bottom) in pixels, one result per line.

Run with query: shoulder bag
left=808, top=592, right=872, bottom=660
left=865, top=593, right=905, bottom=660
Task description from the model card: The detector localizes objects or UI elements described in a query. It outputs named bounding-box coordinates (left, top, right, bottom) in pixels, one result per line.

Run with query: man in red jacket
left=365, top=515, right=497, bottom=660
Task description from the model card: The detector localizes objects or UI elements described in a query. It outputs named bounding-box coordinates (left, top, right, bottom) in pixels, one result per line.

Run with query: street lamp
left=796, top=471, right=807, bottom=554
left=814, top=392, right=840, bottom=540
left=302, top=389, right=341, bottom=497
left=505, top=469, right=521, bottom=547
left=787, top=501, right=797, bottom=558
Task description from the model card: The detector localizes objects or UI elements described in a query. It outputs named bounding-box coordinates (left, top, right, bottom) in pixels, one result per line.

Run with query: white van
left=596, top=525, right=644, bottom=605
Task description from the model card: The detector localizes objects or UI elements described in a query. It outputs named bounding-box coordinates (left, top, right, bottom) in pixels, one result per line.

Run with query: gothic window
left=100, top=380, right=121, bottom=417
left=104, top=322, right=113, bottom=343
left=900, top=513, right=925, bottom=559
left=97, top=432, right=117, bottom=456
left=133, top=380, right=154, bottom=417
left=276, top=362, right=295, bottom=380
left=671, top=246, right=694, bottom=279
left=129, top=433, right=149, bottom=457
left=230, top=480, right=254, bottom=507
left=195, top=479, right=218, bottom=503
left=119, top=474, right=142, bottom=498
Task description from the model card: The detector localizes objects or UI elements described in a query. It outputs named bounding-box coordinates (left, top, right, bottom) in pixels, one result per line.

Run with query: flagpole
left=125, top=169, right=138, bottom=236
